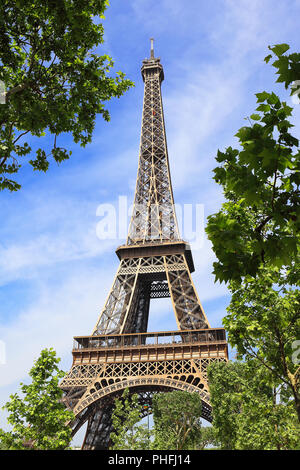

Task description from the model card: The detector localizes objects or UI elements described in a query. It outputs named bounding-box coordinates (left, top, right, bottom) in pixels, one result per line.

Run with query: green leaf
left=250, top=114, right=261, bottom=121
left=256, top=91, right=270, bottom=103
left=256, top=103, right=270, bottom=112
left=269, top=43, right=290, bottom=57
left=264, top=54, right=272, bottom=64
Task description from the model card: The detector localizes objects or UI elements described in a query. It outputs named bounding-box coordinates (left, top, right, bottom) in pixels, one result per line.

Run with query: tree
left=208, top=360, right=299, bottom=450
left=0, top=348, right=74, bottom=449
left=205, top=43, right=300, bottom=438
left=110, top=388, right=151, bottom=450
left=205, top=44, right=300, bottom=284
left=223, top=263, right=300, bottom=422
left=152, top=390, right=202, bottom=450
left=193, top=426, right=220, bottom=450
left=0, top=0, right=133, bottom=191
left=111, top=389, right=215, bottom=450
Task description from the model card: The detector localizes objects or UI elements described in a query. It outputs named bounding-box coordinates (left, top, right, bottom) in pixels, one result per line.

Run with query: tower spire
left=150, top=37, right=154, bottom=58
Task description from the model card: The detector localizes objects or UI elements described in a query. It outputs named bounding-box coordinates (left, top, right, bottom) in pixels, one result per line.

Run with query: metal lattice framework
left=60, top=40, right=228, bottom=450
left=92, top=252, right=209, bottom=335
left=127, top=45, right=179, bottom=246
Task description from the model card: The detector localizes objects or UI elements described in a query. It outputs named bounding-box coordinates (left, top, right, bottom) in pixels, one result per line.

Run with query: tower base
left=60, top=328, right=228, bottom=449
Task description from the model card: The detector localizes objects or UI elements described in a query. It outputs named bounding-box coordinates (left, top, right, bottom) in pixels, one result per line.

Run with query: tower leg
left=82, top=403, right=114, bottom=450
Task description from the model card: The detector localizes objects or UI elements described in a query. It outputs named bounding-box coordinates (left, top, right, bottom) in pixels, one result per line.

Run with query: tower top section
left=141, top=38, right=164, bottom=83
left=127, top=38, right=179, bottom=246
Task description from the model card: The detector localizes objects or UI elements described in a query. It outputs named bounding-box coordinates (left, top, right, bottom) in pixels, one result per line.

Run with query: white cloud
left=0, top=228, right=115, bottom=284
left=164, top=66, right=243, bottom=191
left=154, top=0, right=300, bottom=194
left=0, top=264, right=116, bottom=388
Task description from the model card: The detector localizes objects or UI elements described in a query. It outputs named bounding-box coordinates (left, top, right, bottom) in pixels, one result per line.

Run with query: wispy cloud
left=0, top=190, right=118, bottom=286
left=0, top=265, right=116, bottom=387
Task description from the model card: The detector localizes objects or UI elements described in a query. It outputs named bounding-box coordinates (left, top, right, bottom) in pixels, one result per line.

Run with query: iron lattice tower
left=60, top=40, right=228, bottom=450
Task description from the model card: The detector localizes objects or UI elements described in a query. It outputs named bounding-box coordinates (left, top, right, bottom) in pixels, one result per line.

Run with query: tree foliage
left=208, top=360, right=299, bottom=450
left=152, top=390, right=203, bottom=450
left=205, top=44, right=300, bottom=447
left=264, top=43, right=300, bottom=97
left=206, top=44, right=300, bottom=283
left=110, top=388, right=151, bottom=450
left=0, top=0, right=133, bottom=191
left=223, top=263, right=300, bottom=422
left=110, top=389, right=215, bottom=451
left=0, top=348, right=74, bottom=450
left=193, top=426, right=220, bottom=450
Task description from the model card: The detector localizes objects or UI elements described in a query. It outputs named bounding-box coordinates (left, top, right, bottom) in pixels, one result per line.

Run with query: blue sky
left=1, top=0, right=300, bottom=440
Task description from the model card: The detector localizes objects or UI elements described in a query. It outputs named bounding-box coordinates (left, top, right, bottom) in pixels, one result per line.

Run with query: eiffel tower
left=60, top=39, right=228, bottom=450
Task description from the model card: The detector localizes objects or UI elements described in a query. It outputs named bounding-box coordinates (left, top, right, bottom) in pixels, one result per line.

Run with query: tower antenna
left=150, top=37, right=154, bottom=58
